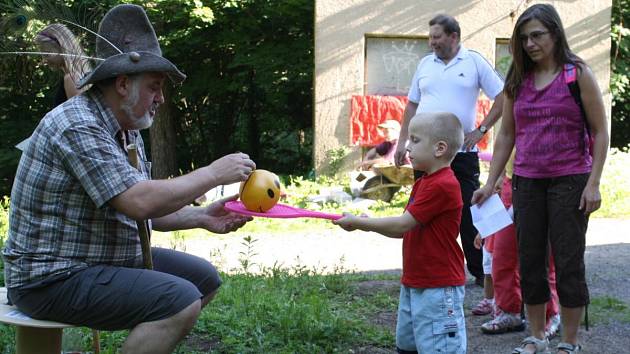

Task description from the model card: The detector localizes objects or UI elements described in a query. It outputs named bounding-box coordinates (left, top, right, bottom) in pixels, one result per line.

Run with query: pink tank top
left=513, top=71, right=592, bottom=178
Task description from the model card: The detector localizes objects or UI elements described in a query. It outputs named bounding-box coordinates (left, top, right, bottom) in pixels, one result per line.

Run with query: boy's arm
left=333, top=211, right=419, bottom=239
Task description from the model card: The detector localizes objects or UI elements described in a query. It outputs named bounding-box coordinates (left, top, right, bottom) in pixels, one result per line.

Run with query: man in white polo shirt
left=394, top=14, right=504, bottom=286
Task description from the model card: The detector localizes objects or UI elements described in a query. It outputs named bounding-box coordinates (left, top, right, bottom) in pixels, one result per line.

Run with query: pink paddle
left=224, top=201, right=342, bottom=220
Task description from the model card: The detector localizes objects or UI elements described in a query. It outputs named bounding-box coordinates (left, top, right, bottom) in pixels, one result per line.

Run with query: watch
left=478, top=125, right=488, bottom=134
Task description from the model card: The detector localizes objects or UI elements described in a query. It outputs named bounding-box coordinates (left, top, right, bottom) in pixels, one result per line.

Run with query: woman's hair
left=503, top=4, right=583, bottom=99
left=34, top=23, right=92, bottom=83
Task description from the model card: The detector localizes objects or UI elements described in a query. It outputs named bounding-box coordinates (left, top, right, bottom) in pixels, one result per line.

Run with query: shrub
left=0, top=196, right=8, bottom=286
left=598, top=146, right=630, bottom=218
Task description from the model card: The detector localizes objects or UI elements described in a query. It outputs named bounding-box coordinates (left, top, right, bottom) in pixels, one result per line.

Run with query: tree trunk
left=248, top=70, right=260, bottom=161
left=150, top=86, right=178, bottom=179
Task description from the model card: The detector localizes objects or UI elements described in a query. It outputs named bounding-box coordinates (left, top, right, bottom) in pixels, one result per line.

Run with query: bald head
left=409, top=112, right=464, bottom=161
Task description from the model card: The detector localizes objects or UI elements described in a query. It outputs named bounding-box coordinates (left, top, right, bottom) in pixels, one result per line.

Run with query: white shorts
left=482, top=246, right=493, bottom=275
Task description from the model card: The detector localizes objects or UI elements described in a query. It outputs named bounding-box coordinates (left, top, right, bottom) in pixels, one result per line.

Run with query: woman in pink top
left=472, top=4, right=608, bottom=354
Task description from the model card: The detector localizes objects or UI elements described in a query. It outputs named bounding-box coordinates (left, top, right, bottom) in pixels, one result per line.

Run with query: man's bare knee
left=122, top=299, right=202, bottom=354
left=179, top=299, right=202, bottom=331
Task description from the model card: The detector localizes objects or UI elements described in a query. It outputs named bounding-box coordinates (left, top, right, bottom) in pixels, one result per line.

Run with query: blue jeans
left=396, top=285, right=466, bottom=353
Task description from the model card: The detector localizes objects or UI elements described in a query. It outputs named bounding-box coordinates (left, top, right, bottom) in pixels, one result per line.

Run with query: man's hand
left=207, top=153, right=256, bottom=186
left=464, top=129, right=484, bottom=151
left=394, top=143, right=408, bottom=167
left=579, top=183, right=602, bottom=215
left=199, top=195, right=253, bottom=234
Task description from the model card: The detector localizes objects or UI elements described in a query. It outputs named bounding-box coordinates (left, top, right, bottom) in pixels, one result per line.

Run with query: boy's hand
left=332, top=212, right=360, bottom=231
left=473, top=234, right=482, bottom=250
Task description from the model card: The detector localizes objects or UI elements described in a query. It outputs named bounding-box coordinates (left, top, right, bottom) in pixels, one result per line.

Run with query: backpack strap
left=564, top=63, right=590, bottom=136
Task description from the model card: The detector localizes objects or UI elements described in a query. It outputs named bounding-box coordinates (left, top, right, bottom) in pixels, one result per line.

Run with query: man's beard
left=121, top=79, right=154, bottom=130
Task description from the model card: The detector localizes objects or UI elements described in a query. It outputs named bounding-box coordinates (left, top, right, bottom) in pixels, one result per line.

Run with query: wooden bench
left=0, top=287, right=99, bottom=354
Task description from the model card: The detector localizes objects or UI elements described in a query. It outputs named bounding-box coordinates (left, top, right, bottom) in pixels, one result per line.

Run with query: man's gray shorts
left=8, top=248, right=222, bottom=330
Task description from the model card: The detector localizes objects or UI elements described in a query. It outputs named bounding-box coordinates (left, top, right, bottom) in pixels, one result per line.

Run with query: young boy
left=334, top=112, right=466, bottom=353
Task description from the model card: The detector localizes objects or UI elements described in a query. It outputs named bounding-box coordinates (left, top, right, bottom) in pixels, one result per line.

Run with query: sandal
left=545, top=314, right=561, bottom=339
left=512, top=336, right=549, bottom=354
left=557, top=342, right=582, bottom=353
left=472, top=298, right=494, bottom=316
left=481, top=311, right=526, bottom=334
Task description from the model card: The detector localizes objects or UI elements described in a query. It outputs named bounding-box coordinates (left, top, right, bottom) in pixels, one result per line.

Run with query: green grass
left=597, top=148, right=630, bottom=218
left=1, top=149, right=628, bottom=352
left=0, top=268, right=398, bottom=353
left=188, top=267, right=396, bottom=353
left=587, top=296, right=630, bottom=326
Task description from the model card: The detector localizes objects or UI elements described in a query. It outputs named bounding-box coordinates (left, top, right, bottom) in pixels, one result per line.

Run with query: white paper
left=470, top=194, right=513, bottom=238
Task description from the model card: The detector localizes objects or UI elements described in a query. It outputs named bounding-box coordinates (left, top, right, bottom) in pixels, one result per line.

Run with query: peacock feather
left=0, top=0, right=115, bottom=59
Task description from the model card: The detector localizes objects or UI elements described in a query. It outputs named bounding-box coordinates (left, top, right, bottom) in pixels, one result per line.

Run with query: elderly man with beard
left=2, top=5, right=255, bottom=354
left=394, top=14, right=505, bottom=288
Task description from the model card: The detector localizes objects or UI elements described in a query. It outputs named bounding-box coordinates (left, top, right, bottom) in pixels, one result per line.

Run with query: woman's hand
left=471, top=184, right=494, bottom=206
left=579, top=183, right=602, bottom=215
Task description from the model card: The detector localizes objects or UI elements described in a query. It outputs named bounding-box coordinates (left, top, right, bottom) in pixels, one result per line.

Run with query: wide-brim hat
left=377, top=120, right=401, bottom=131
left=78, top=4, right=185, bottom=88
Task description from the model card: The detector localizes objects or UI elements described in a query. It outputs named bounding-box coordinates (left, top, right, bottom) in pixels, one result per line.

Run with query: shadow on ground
left=353, top=243, right=630, bottom=353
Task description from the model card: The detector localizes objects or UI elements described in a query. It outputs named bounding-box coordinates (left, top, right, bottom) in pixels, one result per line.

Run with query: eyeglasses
left=519, top=31, right=549, bottom=44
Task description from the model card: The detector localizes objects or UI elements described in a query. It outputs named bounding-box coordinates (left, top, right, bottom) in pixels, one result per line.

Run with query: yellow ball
left=239, top=169, right=282, bottom=212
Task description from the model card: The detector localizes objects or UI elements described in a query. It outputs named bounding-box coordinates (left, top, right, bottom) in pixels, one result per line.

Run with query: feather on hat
left=77, top=4, right=185, bottom=88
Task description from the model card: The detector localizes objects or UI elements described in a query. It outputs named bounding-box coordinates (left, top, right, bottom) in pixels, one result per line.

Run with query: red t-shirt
left=401, top=167, right=466, bottom=288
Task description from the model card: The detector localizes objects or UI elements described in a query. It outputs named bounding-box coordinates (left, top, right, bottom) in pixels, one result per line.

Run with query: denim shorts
left=512, top=173, right=590, bottom=307
left=396, top=285, right=466, bottom=353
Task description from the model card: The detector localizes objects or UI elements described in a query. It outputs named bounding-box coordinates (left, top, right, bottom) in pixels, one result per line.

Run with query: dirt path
left=157, top=218, right=630, bottom=353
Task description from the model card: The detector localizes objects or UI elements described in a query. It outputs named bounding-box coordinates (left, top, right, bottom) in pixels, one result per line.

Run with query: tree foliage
left=611, top=0, right=629, bottom=149
left=0, top=0, right=313, bottom=195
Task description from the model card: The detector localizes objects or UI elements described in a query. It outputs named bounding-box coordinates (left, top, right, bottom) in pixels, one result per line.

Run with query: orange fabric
left=350, top=95, right=493, bottom=150
left=350, top=95, right=408, bottom=146
left=476, top=98, right=491, bottom=151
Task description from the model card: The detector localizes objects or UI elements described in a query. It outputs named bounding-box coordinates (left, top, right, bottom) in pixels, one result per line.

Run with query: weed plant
left=0, top=236, right=397, bottom=353
left=598, top=147, right=630, bottom=218
left=1, top=149, right=628, bottom=352
left=587, top=296, right=630, bottom=325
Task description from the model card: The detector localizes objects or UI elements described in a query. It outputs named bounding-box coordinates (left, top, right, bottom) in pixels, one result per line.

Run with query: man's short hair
left=429, top=14, right=461, bottom=38
left=96, top=73, right=143, bottom=90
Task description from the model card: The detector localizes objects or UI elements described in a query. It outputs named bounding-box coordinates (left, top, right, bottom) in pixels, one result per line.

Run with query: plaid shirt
left=3, top=89, right=151, bottom=288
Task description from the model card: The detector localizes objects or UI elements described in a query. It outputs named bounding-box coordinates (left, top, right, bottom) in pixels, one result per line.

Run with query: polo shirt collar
left=454, top=45, right=469, bottom=60
left=433, top=45, right=469, bottom=64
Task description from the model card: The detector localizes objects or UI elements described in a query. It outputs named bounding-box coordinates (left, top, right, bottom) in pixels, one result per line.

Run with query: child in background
left=34, top=23, right=92, bottom=103
left=471, top=231, right=494, bottom=316
left=480, top=152, right=560, bottom=338
left=470, top=173, right=505, bottom=317
left=334, top=112, right=466, bottom=353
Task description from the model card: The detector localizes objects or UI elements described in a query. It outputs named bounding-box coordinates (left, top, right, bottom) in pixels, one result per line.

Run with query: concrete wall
left=314, top=0, right=612, bottom=173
